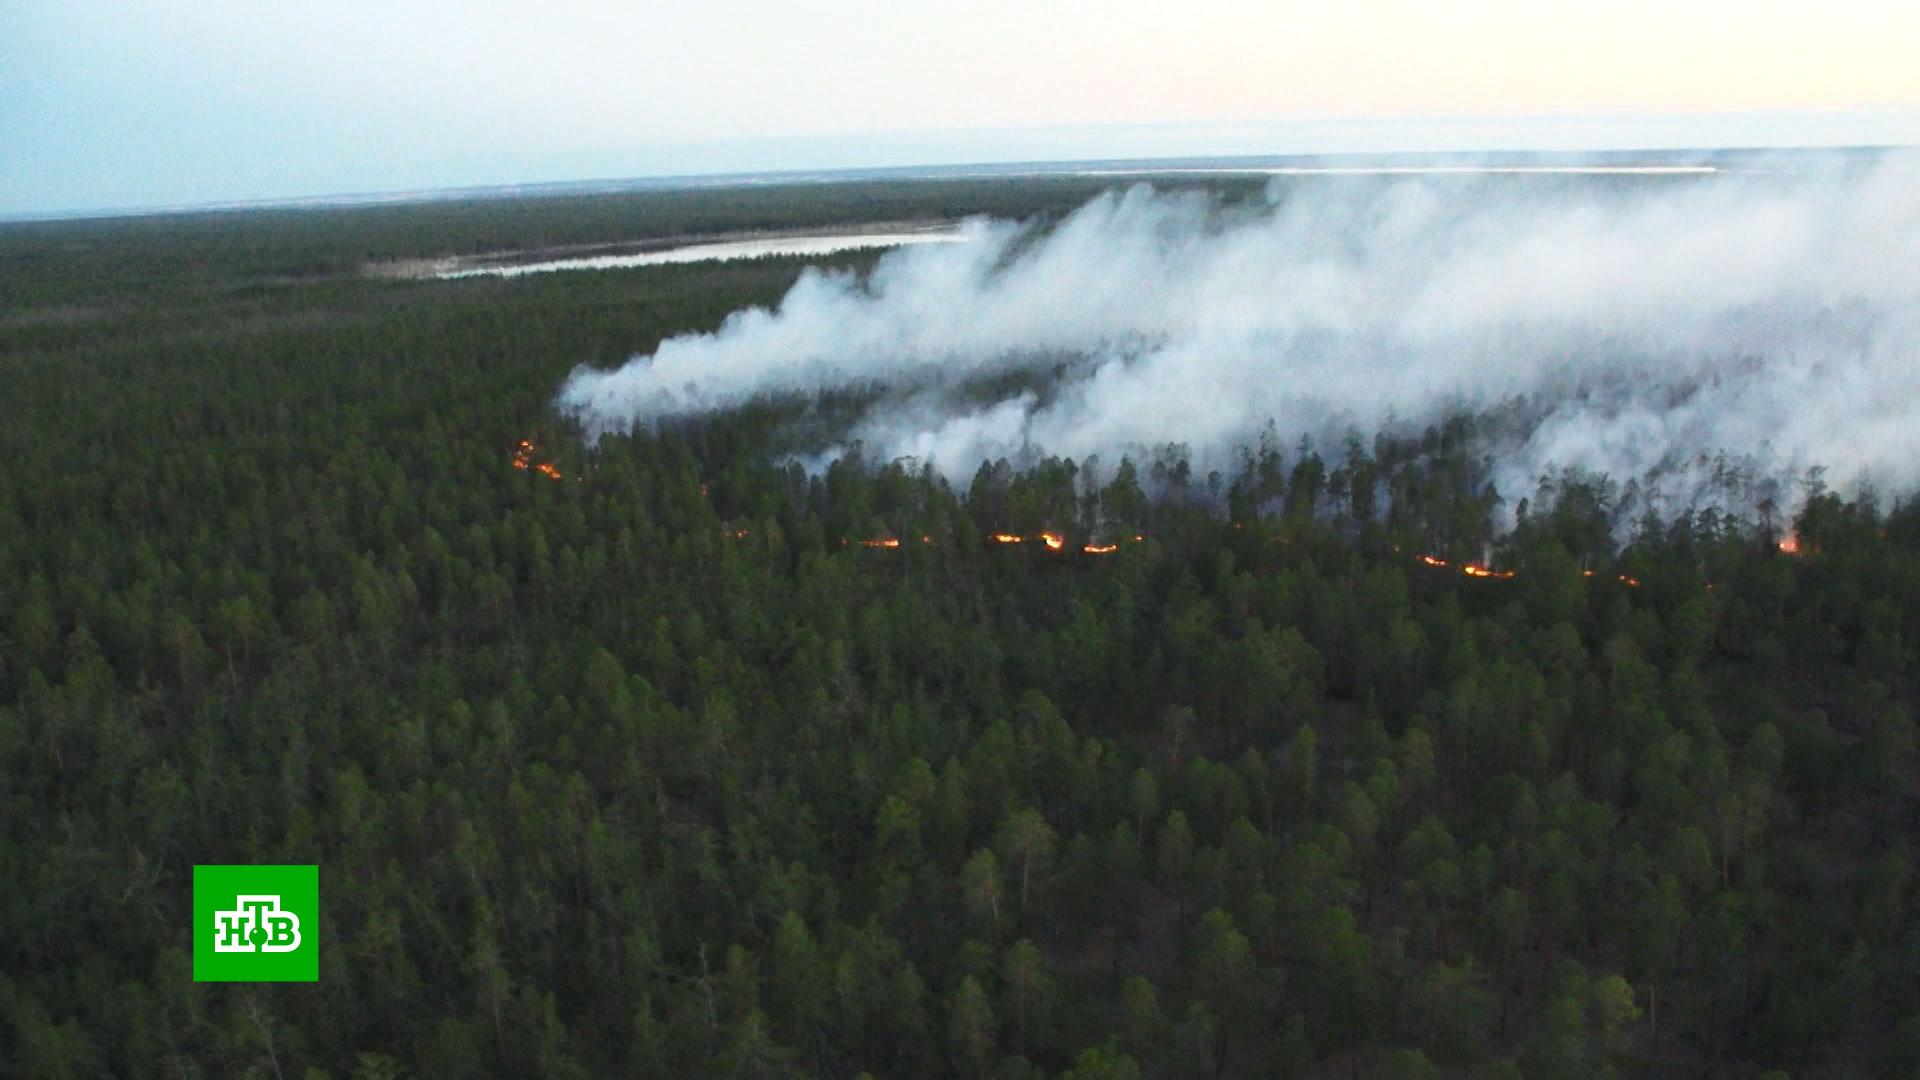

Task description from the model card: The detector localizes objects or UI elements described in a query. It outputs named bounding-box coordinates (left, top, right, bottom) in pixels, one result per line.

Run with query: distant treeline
left=1, top=177, right=1270, bottom=302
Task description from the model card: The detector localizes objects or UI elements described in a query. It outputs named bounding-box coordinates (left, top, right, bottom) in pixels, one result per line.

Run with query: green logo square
left=193, top=865, right=319, bottom=982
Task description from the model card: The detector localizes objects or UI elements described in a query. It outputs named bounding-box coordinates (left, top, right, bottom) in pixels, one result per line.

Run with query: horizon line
left=4, top=142, right=1908, bottom=227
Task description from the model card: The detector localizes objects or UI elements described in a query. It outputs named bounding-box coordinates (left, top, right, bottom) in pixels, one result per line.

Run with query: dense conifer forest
left=4, top=181, right=1919, bottom=1079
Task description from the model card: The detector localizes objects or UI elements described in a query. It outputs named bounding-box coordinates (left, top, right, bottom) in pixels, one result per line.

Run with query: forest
left=3, top=180, right=1919, bottom=1079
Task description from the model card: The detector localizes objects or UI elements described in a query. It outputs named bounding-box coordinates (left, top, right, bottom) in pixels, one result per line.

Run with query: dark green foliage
left=4, top=183, right=1919, bottom=1078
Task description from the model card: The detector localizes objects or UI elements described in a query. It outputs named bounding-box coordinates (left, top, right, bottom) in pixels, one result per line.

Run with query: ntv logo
left=194, top=865, right=319, bottom=982
left=214, top=895, right=302, bottom=953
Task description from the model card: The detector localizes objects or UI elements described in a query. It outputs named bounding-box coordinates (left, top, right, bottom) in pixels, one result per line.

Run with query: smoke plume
left=557, top=153, right=1920, bottom=522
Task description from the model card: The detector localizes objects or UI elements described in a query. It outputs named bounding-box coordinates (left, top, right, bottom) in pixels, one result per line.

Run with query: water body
left=21, top=147, right=1877, bottom=224
left=437, top=228, right=965, bottom=280
left=425, top=165, right=1713, bottom=281
left=1066, top=164, right=1720, bottom=177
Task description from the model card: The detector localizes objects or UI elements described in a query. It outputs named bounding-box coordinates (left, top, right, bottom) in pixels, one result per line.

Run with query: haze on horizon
left=6, top=0, right=1920, bottom=218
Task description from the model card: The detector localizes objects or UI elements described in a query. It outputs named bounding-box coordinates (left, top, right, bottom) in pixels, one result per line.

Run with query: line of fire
left=738, top=527, right=1707, bottom=586
left=753, top=524, right=1807, bottom=591
left=834, top=531, right=1134, bottom=555
left=518, top=439, right=1800, bottom=585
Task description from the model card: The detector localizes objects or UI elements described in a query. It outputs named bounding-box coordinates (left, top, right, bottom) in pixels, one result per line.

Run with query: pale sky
left=5, top=0, right=1920, bottom=217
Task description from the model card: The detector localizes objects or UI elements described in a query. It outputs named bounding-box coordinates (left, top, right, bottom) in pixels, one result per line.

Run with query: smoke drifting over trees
left=17, top=159, right=1920, bottom=1079
left=560, top=153, right=1920, bottom=522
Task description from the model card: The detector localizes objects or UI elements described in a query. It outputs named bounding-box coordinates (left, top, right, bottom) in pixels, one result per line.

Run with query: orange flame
left=1461, top=563, right=1515, bottom=580
left=1132, top=534, right=1145, bottom=543
left=1039, top=532, right=1065, bottom=551
left=1778, top=533, right=1801, bottom=556
left=1419, top=555, right=1448, bottom=568
left=990, top=533, right=1024, bottom=544
left=512, top=438, right=568, bottom=482
left=1618, top=575, right=1640, bottom=588
left=1083, top=543, right=1119, bottom=555
left=861, top=537, right=901, bottom=549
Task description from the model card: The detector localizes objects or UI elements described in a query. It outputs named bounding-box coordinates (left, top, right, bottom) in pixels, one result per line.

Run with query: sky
left=5, top=0, right=1920, bottom=217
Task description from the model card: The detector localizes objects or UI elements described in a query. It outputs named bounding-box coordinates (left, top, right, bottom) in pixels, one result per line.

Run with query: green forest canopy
left=3, top=181, right=1918, bottom=1078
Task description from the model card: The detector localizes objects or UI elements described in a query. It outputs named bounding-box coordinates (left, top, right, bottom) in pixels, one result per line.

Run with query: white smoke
left=557, top=153, right=1920, bottom=520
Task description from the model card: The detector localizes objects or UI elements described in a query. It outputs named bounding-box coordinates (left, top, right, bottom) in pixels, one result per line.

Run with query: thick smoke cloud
left=558, top=154, right=1920, bottom=522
